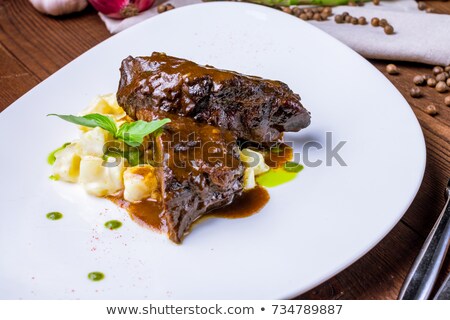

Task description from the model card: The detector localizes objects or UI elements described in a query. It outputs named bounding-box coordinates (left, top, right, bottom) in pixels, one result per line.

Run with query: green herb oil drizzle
left=47, top=142, right=70, bottom=165
left=46, top=211, right=63, bottom=220
left=256, top=161, right=304, bottom=188
left=104, top=220, right=122, bottom=230
left=88, top=272, right=104, bottom=282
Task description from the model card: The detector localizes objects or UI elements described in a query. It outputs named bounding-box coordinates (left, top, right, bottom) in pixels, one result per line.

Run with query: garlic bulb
left=29, top=0, right=88, bottom=16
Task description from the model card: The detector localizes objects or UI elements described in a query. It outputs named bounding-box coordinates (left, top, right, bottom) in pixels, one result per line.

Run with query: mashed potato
left=79, top=155, right=125, bottom=197
left=51, top=94, right=156, bottom=201
left=123, top=165, right=159, bottom=203
left=52, top=143, right=81, bottom=183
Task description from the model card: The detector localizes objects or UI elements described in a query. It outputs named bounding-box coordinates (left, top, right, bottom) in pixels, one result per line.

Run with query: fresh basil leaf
left=117, top=119, right=171, bottom=147
left=48, top=113, right=117, bottom=136
left=83, top=114, right=117, bottom=135
left=125, top=149, right=141, bottom=167
left=48, top=114, right=98, bottom=128
left=48, top=113, right=170, bottom=148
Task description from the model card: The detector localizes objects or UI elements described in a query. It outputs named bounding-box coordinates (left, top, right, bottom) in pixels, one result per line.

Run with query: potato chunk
left=52, top=143, right=81, bottom=183
left=79, top=156, right=125, bottom=196
left=77, top=127, right=112, bottom=157
left=81, top=94, right=127, bottom=121
left=240, top=148, right=269, bottom=176
left=78, top=94, right=128, bottom=132
left=243, top=168, right=256, bottom=191
left=123, top=165, right=159, bottom=203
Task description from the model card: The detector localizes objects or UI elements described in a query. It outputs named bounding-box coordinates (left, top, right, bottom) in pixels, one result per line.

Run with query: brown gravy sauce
left=207, top=186, right=270, bottom=219
left=107, top=195, right=167, bottom=233
left=106, top=144, right=288, bottom=236
left=107, top=186, right=269, bottom=234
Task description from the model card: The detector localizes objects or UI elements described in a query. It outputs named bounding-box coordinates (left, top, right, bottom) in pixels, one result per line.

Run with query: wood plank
left=0, top=43, right=39, bottom=110
left=373, top=61, right=450, bottom=137
left=0, top=0, right=449, bottom=300
left=427, top=0, right=450, bottom=14
left=372, top=60, right=450, bottom=240
left=298, top=219, right=450, bottom=299
left=0, top=0, right=110, bottom=81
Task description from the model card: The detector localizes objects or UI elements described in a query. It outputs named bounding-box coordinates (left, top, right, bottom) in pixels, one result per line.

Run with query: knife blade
left=434, top=273, right=450, bottom=300
left=398, top=179, right=450, bottom=300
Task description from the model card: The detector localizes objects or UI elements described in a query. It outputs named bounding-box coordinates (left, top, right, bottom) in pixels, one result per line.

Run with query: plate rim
left=0, top=2, right=427, bottom=299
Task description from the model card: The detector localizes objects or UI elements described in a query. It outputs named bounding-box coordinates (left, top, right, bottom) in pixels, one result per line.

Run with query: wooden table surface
left=1, top=0, right=449, bottom=300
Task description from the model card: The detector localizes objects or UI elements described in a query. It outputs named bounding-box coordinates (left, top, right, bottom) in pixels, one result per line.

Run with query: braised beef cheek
left=117, top=52, right=311, bottom=143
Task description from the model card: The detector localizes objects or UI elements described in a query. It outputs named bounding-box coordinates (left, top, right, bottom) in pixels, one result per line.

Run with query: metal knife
left=434, top=272, right=450, bottom=300
left=398, top=179, right=450, bottom=300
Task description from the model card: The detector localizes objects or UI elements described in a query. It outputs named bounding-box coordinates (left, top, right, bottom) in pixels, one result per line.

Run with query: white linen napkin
left=99, top=0, right=450, bottom=66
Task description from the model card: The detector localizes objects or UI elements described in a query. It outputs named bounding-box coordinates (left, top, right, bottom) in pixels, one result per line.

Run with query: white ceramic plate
left=0, top=3, right=425, bottom=299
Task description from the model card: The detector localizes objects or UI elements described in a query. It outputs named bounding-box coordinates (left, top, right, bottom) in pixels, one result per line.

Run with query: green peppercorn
left=157, top=4, right=167, bottom=13
left=386, top=64, right=399, bottom=75
left=436, top=73, right=447, bottom=82
left=433, top=66, right=444, bottom=75
left=410, top=87, right=422, bottom=98
left=292, top=7, right=302, bottom=17
left=444, top=95, right=450, bottom=106
left=427, top=78, right=437, bottom=87
left=335, top=14, right=344, bottom=23
left=413, top=75, right=426, bottom=86
left=371, top=17, right=380, bottom=27
left=281, top=7, right=292, bottom=14
left=436, top=81, right=448, bottom=93
left=323, top=7, right=332, bottom=16
left=418, top=1, right=426, bottom=11
left=425, top=104, right=438, bottom=116
left=313, top=13, right=322, bottom=21
left=384, top=24, right=394, bottom=35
